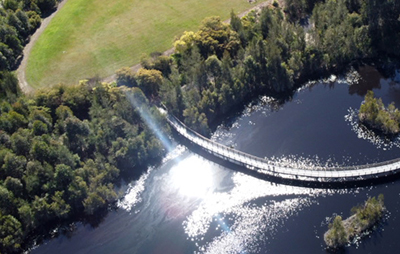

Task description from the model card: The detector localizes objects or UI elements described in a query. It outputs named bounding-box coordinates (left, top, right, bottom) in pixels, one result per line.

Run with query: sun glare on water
left=170, top=156, right=215, bottom=198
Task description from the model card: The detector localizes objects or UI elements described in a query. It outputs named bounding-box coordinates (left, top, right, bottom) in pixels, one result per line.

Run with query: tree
left=0, top=71, right=20, bottom=102
left=0, top=213, right=23, bottom=254
left=196, top=16, right=239, bottom=58
left=32, top=120, right=48, bottom=135
left=141, top=53, right=172, bottom=77
left=54, top=164, right=73, bottom=188
left=29, top=139, right=50, bottom=163
left=1, top=152, right=26, bottom=179
left=326, top=215, right=348, bottom=247
left=0, top=185, right=15, bottom=214
left=65, top=116, right=90, bottom=154
left=67, top=176, right=88, bottom=210
left=50, top=191, right=70, bottom=219
left=18, top=202, right=35, bottom=231
left=116, top=67, right=136, bottom=87
left=2, top=0, right=19, bottom=11
left=26, top=11, right=41, bottom=32
left=135, top=68, right=163, bottom=97
left=35, top=0, right=57, bottom=16
left=31, top=195, right=51, bottom=227
left=8, top=10, right=30, bottom=39
left=10, top=129, right=30, bottom=156
left=183, top=107, right=210, bottom=136
left=83, top=192, right=105, bottom=215
left=174, top=31, right=198, bottom=55
left=205, top=55, right=222, bottom=85
left=1, top=110, right=28, bottom=134
left=4, top=177, right=23, bottom=197
left=24, top=160, right=53, bottom=196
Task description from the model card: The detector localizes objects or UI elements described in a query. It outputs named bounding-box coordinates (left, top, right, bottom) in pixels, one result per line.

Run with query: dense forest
left=115, top=0, right=400, bottom=135
left=0, top=76, right=167, bottom=253
left=0, top=0, right=59, bottom=71
left=1, top=0, right=400, bottom=253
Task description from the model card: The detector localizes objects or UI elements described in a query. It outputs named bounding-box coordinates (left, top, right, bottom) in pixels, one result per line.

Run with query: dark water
left=31, top=66, right=400, bottom=254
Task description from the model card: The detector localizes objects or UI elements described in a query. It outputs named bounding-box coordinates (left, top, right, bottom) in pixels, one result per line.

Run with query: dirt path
left=16, top=0, right=68, bottom=93
left=17, top=0, right=277, bottom=90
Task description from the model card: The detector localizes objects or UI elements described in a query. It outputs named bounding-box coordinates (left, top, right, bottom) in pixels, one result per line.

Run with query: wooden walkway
left=166, top=114, right=400, bottom=183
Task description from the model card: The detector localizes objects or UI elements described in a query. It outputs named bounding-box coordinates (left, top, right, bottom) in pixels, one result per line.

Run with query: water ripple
left=118, top=145, right=187, bottom=212
left=117, top=168, right=152, bottom=212
left=183, top=173, right=326, bottom=253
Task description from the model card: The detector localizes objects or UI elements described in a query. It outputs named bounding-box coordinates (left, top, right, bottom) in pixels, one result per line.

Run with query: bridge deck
left=166, top=114, right=400, bottom=183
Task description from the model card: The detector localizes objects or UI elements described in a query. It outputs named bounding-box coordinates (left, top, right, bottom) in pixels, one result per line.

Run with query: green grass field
left=26, top=0, right=266, bottom=88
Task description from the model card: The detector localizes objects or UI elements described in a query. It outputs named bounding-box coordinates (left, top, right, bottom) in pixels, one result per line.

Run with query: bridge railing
left=167, top=114, right=274, bottom=164
left=166, top=113, right=400, bottom=178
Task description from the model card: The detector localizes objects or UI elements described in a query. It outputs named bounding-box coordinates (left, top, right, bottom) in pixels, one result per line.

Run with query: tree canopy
left=0, top=78, right=167, bottom=253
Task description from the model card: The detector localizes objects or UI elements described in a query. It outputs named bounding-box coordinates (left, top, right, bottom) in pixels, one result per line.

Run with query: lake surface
left=31, top=66, right=400, bottom=254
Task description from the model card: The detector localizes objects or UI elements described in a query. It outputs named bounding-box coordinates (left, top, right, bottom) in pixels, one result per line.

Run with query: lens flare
left=126, top=91, right=174, bottom=152
left=170, top=156, right=215, bottom=198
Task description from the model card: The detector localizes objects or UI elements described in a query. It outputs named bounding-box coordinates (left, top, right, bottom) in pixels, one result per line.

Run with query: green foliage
left=0, top=213, right=23, bottom=253
left=325, top=194, right=385, bottom=248
left=307, top=0, right=400, bottom=66
left=326, top=215, right=348, bottom=247
left=0, top=0, right=398, bottom=251
left=361, top=0, right=400, bottom=57
left=0, top=81, right=167, bottom=253
left=35, top=0, right=57, bottom=15
left=0, top=0, right=48, bottom=72
left=161, top=7, right=306, bottom=132
left=0, top=72, right=20, bottom=103
left=135, top=68, right=163, bottom=98
left=155, top=0, right=400, bottom=135
left=196, top=16, right=240, bottom=58
left=141, top=52, right=172, bottom=77
left=359, top=91, right=400, bottom=135
left=309, top=0, right=364, bottom=67
left=116, top=67, right=137, bottom=87
left=352, top=195, right=385, bottom=228
left=116, top=66, right=165, bottom=98
left=83, top=192, right=105, bottom=216
left=284, top=0, right=322, bottom=22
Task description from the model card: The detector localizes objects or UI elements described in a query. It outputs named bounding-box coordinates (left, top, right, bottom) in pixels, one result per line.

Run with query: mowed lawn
left=26, top=0, right=265, bottom=88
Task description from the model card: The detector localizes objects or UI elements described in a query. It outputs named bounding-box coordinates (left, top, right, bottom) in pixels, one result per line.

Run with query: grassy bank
left=26, top=0, right=264, bottom=88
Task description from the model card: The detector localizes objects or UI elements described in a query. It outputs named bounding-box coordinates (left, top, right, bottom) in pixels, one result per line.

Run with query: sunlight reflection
left=118, top=146, right=186, bottom=212
left=117, top=167, right=153, bottom=212
left=183, top=172, right=331, bottom=253
left=170, top=156, right=215, bottom=198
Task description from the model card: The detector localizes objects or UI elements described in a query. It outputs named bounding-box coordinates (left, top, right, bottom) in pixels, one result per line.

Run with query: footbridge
left=165, top=113, right=400, bottom=184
